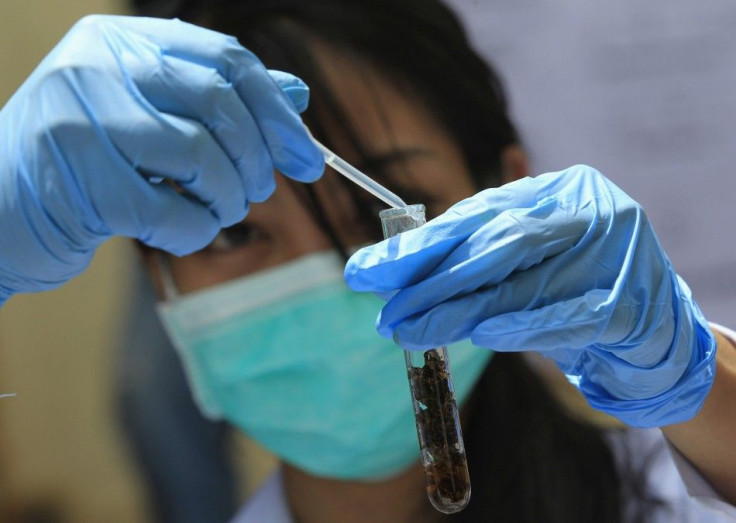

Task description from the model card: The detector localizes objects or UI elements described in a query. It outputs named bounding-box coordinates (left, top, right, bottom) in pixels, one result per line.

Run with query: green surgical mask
left=156, top=250, right=493, bottom=480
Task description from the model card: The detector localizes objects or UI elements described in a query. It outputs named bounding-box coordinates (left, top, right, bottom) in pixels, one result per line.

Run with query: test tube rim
left=378, top=203, right=426, bottom=220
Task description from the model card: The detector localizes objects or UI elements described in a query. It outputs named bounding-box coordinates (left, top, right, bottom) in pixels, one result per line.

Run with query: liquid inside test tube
left=379, top=205, right=471, bottom=514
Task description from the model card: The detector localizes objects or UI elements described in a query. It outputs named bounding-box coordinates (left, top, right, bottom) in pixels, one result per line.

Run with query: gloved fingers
left=345, top=194, right=505, bottom=292
left=102, top=165, right=222, bottom=256
left=468, top=295, right=613, bottom=352
left=267, top=70, right=311, bottom=113
left=85, top=15, right=323, bottom=183
left=387, top=287, right=612, bottom=352
left=44, top=114, right=224, bottom=254
left=384, top=249, right=619, bottom=351
left=345, top=166, right=598, bottom=292
left=137, top=187, right=222, bottom=256
left=373, top=185, right=643, bottom=352
left=473, top=164, right=616, bottom=214
left=367, top=194, right=597, bottom=337
left=131, top=53, right=278, bottom=207
left=345, top=164, right=617, bottom=293
left=227, top=56, right=324, bottom=183
left=111, top=110, right=254, bottom=227
left=379, top=291, right=502, bottom=350
left=122, top=16, right=323, bottom=182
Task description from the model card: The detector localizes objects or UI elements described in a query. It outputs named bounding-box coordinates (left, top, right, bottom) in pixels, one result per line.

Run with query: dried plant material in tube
left=379, top=205, right=471, bottom=514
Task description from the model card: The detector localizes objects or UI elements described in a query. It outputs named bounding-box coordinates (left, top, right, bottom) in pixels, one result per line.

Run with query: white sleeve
left=230, top=469, right=294, bottom=523
left=665, top=440, right=736, bottom=520
left=607, top=428, right=736, bottom=521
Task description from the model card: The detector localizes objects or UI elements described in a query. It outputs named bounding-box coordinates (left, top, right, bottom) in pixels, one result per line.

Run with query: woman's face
left=165, top=47, right=479, bottom=294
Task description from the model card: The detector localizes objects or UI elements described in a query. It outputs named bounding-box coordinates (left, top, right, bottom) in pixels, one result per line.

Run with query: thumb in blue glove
left=345, top=165, right=716, bottom=428
left=0, top=15, right=324, bottom=304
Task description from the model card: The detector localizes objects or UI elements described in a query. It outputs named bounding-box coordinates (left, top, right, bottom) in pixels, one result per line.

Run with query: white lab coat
left=232, top=428, right=736, bottom=522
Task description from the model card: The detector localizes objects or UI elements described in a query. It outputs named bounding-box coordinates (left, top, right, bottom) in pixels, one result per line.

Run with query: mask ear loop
left=155, top=252, right=180, bottom=302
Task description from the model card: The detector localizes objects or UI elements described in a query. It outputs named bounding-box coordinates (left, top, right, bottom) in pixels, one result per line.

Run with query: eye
left=206, top=223, right=263, bottom=252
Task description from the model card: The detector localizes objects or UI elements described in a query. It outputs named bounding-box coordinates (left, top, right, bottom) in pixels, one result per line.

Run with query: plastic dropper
left=306, top=130, right=407, bottom=209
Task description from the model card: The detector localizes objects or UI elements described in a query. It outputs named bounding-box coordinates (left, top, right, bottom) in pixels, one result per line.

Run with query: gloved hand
left=345, top=165, right=716, bottom=427
left=0, top=15, right=323, bottom=303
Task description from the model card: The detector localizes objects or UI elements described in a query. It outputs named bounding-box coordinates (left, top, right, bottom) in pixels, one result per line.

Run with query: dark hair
left=138, top=0, right=518, bottom=188
left=458, top=353, right=621, bottom=523
left=163, top=1, right=658, bottom=521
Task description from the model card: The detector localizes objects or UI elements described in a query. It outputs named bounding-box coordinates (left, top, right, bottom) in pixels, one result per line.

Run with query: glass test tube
left=379, top=205, right=471, bottom=514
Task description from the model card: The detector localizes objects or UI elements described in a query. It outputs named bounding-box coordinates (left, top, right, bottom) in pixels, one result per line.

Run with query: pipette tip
left=306, top=127, right=407, bottom=209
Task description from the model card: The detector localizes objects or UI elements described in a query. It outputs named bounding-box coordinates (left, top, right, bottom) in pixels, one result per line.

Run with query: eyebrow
left=352, top=147, right=441, bottom=208
left=354, top=147, right=432, bottom=174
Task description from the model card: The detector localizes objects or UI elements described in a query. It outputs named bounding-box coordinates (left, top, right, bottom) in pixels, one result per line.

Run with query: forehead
left=312, top=44, right=450, bottom=155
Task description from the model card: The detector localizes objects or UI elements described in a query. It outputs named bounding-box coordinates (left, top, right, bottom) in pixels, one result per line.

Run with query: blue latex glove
left=0, top=15, right=323, bottom=303
left=345, top=165, right=716, bottom=427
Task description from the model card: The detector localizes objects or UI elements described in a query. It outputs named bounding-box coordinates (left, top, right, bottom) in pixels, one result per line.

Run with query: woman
left=1, top=1, right=734, bottom=521
left=151, top=2, right=735, bottom=522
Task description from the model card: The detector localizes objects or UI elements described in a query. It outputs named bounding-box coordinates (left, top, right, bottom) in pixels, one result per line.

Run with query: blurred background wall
left=0, top=1, right=147, bottom=521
